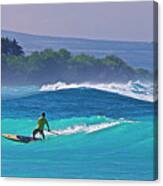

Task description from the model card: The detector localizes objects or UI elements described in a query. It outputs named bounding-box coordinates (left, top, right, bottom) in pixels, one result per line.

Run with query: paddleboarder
left=33, top=112, right=50, bottom=140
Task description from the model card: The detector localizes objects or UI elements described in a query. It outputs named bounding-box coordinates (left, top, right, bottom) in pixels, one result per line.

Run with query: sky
left=1, top=1, right=154, bottom=41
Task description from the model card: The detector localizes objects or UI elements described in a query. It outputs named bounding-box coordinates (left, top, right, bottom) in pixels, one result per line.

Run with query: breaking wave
left=40, top=81, right=156, bottom=102
left=44, top=118, right=136, bottom=136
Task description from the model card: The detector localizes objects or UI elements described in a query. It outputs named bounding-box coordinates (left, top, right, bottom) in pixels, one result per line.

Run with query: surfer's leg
left=33, top=129, right=39, bottom=139
left=40, top=130, right=45, bottom=140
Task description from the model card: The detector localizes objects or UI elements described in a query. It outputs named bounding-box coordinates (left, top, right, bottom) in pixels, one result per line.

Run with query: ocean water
left=1, top=83, right=157, bottom=180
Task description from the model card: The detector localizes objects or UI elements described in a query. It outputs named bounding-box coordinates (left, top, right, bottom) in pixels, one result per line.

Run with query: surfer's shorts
left=33, top=128, right=44, bottom=133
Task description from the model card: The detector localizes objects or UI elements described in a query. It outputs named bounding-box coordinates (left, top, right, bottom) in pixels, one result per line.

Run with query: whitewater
left=44, top=118, right=136, bottom=136
left=40, top=81, right=155, bottom=102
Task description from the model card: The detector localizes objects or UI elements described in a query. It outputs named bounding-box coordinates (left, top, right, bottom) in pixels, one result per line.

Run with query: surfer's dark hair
left=42, top=112, right=46, bottom=117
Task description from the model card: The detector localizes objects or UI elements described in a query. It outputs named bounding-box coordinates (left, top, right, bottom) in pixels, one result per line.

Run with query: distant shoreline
left=2, top=30, right=153, bottom=45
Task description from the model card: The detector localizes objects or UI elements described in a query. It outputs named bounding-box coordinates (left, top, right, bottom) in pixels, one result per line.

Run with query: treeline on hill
left=1, top=37, right=152, bottom=85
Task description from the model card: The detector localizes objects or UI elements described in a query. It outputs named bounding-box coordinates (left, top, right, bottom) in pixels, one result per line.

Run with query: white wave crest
left=44, top=119, right=135, bottom=136
left=40, top=81, right=156, bottom=102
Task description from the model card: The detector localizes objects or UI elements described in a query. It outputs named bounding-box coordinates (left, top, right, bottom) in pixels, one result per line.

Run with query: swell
left=1, top=85, right=39, bottom=100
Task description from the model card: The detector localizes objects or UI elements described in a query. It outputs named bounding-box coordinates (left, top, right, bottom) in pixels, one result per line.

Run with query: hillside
left=1, top=37, right=152, bottom=85
left=2, top=30, right=153, bottom=71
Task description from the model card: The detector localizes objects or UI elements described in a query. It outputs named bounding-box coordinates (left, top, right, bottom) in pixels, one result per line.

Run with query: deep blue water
left=1, top=87, right=157, bottom=180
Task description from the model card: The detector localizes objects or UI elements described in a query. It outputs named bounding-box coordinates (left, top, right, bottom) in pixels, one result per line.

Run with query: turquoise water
left=1, top=87, right=157, bottom=180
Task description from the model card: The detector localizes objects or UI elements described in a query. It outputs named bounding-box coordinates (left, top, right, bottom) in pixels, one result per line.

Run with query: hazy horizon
left=2, top=1, right=155, bottom=42
left=2, top=29, right=153, bottom=43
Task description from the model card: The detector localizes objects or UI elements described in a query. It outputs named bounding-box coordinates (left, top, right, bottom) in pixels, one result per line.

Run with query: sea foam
left=44, top=118, right=136, bottom=136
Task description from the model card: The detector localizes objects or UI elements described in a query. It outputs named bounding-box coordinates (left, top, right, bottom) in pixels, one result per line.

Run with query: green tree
left=58, top=48, right=71, bottom=60
left=1, top=37, right=24, bottom=56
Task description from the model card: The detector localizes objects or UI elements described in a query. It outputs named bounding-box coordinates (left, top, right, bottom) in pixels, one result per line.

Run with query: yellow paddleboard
left=2, top=134, right=41, bottom=143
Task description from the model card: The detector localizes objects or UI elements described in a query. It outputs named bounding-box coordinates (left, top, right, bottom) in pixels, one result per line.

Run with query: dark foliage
left=1, top=38, right=152, bottom=85
left=1, top=37, right=24, bottom=56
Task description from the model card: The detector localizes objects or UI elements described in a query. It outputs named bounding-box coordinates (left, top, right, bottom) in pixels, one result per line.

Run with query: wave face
left=2, top=85, right=153, bottom=120
left=40, top=81, right=155, bottom=102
